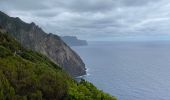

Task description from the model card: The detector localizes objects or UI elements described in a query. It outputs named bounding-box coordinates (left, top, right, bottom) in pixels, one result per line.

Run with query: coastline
left=75, top=67, right=90, bottom=82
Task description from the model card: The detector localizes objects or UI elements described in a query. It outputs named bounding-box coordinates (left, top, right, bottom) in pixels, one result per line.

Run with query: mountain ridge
left=0, top=11, right=86, bottom=77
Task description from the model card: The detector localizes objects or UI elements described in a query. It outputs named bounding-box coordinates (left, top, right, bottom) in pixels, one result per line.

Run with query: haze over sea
left=73, top=40, right=170, bottom=100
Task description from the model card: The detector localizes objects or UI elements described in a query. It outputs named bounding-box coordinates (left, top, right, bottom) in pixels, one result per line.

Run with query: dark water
left=73, top=41, right=170, bottom=100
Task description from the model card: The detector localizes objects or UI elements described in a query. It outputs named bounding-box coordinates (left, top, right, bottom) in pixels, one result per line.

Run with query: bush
left=65, top=79, right=117, bottom=100
left=0, top=46, right=12, bottom=57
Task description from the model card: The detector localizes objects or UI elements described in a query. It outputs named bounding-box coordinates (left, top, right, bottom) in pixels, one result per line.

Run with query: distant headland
left=61, top=36, right=88, bottom=46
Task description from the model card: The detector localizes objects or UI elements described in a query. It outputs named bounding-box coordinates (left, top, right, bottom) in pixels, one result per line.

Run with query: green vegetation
left=65, top=79, right=117, bottom=100
left=0, top=31, right=117, bottom=100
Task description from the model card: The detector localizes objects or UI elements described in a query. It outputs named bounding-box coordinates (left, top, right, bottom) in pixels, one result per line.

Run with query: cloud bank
left=0, top=0, right=170, bottom=40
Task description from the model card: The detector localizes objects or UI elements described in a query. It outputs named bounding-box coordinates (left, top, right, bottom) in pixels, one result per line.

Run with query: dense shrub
left=0, top=46, right=12, bottom=57
left=65, top=79, right=117, bottom=100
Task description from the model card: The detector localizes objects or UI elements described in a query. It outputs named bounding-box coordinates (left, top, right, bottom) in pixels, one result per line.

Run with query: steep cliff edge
left=0, top=11, right=86, bottom=77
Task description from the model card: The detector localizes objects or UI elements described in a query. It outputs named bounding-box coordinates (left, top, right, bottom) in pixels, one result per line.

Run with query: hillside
left=0, top=11, right=86, bottom=77
left=0, top=29, right=117, bottom=100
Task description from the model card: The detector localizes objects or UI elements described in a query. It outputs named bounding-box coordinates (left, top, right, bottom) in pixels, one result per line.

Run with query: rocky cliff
left=0, top=11, right=86, bottom=77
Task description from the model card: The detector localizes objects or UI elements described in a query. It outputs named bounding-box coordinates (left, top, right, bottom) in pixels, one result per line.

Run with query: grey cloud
left=0, top=0, right=49, bottom=11
left=52, top=0, right=160, bottom=13
left=120, top=0, right=160, bottom=7
left=32, top=10, right=60, bottom=18
left=1, top=0, right=159, bottom=13
left=0, top=0, right=169, bottom=40
left=55, top=0, right=116, bottom=13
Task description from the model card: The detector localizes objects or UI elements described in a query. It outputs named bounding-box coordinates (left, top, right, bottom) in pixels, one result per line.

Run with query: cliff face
left=0, top=11, right=86, bottom=77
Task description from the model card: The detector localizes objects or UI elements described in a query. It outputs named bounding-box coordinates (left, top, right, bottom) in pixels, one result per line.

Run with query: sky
left=0, top=0, right=170, bottom=41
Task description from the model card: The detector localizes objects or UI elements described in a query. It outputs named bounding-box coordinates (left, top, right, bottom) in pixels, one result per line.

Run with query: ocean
left=73, top=41, right=170, bottom=100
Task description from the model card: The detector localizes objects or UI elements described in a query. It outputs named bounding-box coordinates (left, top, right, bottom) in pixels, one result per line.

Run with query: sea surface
left=73, top=41, right=170, bottom=100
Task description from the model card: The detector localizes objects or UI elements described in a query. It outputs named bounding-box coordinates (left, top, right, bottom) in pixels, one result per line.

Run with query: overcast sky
left=0, top=0, right=170, bottom=40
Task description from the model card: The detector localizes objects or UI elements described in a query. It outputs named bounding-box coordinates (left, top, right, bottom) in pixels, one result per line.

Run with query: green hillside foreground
left=0, top=30, right=117, bottom=100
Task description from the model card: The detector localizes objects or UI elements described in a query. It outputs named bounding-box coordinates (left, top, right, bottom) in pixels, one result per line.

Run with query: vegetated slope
left=0, top=11, right=86, bottom=77
left=0, top=30, right=117, bottom=100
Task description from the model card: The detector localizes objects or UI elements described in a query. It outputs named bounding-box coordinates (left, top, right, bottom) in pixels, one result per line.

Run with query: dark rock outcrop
left=0, top=11, right=86, bottom=77
left=61, top=36, right=88, bottom=46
